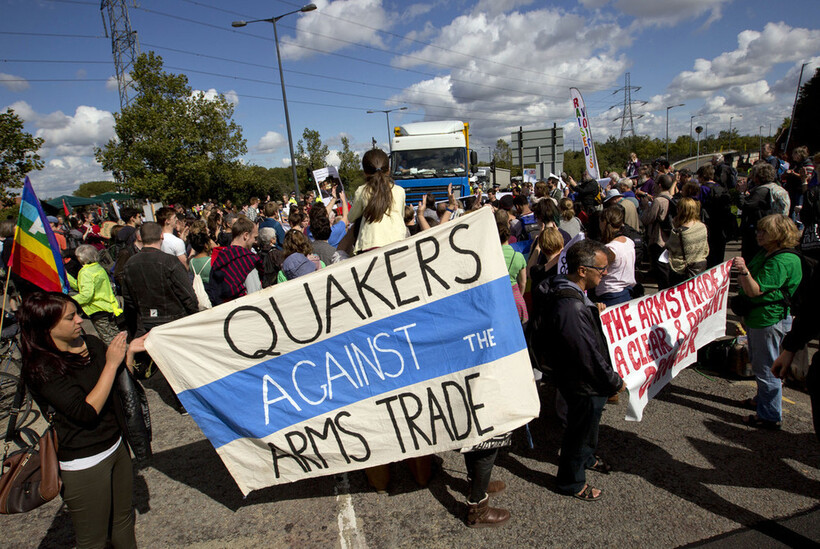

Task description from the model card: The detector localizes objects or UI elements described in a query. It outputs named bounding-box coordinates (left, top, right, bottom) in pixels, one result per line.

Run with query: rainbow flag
left=9, top=177, right=68, bottom=293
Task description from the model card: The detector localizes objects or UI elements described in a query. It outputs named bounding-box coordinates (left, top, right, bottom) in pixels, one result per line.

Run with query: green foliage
left=338, top=135, right=363, bottom=196
left=73, top=180, right=117, bottom=198
left=791, top=67, right=820, bottom=154
left=0, top=108, right=44, bottom=201
left=95, top=52, right=247, bottom=204
left=493, top=139, right=512, bottom=170
left=295, top=128, right=329, bottom=189
left=227, top=165, right=289, bottom=205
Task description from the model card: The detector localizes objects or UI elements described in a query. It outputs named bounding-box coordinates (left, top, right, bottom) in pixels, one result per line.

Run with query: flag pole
left=0, top=262, right=13, bottom=337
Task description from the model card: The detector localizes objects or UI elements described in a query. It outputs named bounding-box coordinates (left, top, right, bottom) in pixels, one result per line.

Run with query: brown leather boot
left=466, top=495, right=510, bottom=528
left=467, top=478, right=506, bottom=495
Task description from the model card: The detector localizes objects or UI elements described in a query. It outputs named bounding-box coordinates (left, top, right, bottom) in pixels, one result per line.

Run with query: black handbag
left=0, top=381, right=61, bottom=514
left=114, top=367, right=152, bottom=468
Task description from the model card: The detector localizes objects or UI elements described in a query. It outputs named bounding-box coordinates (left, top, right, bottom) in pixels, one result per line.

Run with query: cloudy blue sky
left=2, top=0, right=819, bottom=198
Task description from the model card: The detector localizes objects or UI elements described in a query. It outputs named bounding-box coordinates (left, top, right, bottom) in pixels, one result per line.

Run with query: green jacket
left=68, top=262, right=123, bottom=317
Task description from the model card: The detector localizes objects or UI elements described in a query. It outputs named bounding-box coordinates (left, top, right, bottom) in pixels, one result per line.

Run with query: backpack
left=762, top=249, right=815, bottom=318
left=657, top=195, right=677, bottom=233
left=741, top=185, right=774, bottom=233
left=191, top=260, right=213, bottom=310
left=527, top=278, right=584, bottom=380
left=701, top=181, right=736, bottom=239
left=772, top=157, right=787, bottom=180
left=261, top=249, right=284, bottom=288
left=620, top=224, right=646, bottom=267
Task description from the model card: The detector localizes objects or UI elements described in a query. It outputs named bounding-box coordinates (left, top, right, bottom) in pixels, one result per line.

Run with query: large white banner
left=570, top=88, right=600, bottom=180
left=601, top=262, right=732, bottom=421
left=145, top=208, right=540, bottom=495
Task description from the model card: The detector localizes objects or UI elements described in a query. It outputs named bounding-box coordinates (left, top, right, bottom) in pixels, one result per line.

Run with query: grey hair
left=258, top=227, right=276, bottom=245
left=75, top=244, right=99, bottom=265
left=617, top=178, right=633, bottom=192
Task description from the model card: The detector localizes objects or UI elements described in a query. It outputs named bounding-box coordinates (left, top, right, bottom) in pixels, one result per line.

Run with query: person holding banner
left=534, top=239, right=624, bottom=501
left=732, top=214, right=802, bottom=430
left=19, top=292, right=142, bottom=549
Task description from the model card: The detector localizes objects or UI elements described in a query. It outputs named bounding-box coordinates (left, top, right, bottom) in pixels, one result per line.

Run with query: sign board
left=145, top=208, right=541, bottom=495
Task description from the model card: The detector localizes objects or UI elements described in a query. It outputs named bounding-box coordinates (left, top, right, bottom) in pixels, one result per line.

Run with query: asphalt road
left=2, top=243, right=818, bottom=548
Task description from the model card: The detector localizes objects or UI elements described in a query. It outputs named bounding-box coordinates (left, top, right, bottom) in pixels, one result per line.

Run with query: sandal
left=587, top=456, right=612, bottom=474
left=743, top=414, right=781, bottom=430
left=573, top=484, right=603, bottom=501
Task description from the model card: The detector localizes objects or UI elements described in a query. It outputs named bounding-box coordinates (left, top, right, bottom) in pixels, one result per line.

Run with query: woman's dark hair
left=600, top=203, right=625, bottom=244
left=19, top=292, right=89, bottom=386
left=361, top=149, right=394, bottom=223
left=288, top=210, right=304, bottom=229
left=207, top=211, right=221, bottom=240
left=283, top=229, right=313, bottom=258
left=0, top=219, right=16, bottom=239
left=189, top=230, right=211, bottom=255
left=532, top=198, right=560, bottom=225
left=309, top=206, right=332, bottom=241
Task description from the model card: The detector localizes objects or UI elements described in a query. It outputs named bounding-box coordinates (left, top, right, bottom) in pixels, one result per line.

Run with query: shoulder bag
left=0, top=380, right=61, bottom=514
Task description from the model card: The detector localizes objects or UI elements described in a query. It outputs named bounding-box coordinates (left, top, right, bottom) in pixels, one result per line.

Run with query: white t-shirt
left=596, top=237, right=636, bottom=295
left=161, top=232, right=186, bottom=258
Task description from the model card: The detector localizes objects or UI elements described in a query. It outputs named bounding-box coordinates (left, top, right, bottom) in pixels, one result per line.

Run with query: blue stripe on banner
left=178, top=275, right=526, bottom=448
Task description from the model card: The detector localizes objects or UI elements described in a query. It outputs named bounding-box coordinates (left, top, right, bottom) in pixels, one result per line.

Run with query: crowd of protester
left=5, top=142, right=820, bottom=542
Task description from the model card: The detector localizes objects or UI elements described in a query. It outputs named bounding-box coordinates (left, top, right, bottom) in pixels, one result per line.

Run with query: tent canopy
left=45, top=195, right=104, bottom=208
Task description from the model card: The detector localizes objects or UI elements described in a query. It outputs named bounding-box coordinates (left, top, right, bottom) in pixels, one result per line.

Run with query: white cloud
left=192, top=88, right=239, bottom=106
left=257, top=131, right=287, bottom=153
left=402, top=3, right=434, bottom=19
left=608, top=0, right=731, bottom=27
left=389, top=6, right=629, bottom=143
left=32, top=157, right=112, bottom=199
left=35, top=106, right=116, bottom=157
left=3, top=100, right=36, bottom=122
left=281, top=157, right=292, bottom=167
left=473, top=0, right=534, bottom=17
left=668, top=22, right=820, bottom=99
left=771, top=57, right=820, bottom=95
left=325, top=150, right=341, bottom=167
left=0, top=72, right=29, bottom=92
left=105, top=74, right=133, bottom=92
left=279, top=0, right=391, bottom=61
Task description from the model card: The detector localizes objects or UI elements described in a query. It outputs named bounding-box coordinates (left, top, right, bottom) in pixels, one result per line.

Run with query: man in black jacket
left=536, top=239, right=624, bottom=500
left=121, top=222, right=198, bottom=337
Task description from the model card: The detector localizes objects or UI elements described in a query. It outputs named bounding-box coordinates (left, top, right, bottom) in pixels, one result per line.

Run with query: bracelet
left=446, top=207, right=455, bottom=213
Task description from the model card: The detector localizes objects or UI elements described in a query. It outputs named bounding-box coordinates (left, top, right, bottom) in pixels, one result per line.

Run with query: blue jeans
left=748, top=316, right=792, bottom=422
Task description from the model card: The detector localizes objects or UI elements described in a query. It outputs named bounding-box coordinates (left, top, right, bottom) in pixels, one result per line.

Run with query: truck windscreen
left=391, top=148, right=466, bottom=178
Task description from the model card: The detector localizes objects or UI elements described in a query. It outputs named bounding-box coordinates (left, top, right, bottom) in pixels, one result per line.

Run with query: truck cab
left=390, top=120, right=477, bottom=203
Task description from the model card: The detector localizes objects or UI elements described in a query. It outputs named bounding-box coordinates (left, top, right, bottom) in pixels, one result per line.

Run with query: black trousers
left=464, top=448, right=499, bottom=502
left=706, top=224, right=726, bottom=268
left=556, top=393, right=607, bottom=495
left=649, top=243, right=671, bottom=289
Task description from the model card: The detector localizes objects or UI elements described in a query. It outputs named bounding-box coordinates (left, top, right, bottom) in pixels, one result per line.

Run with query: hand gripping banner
left=145, top=208, right=540, bottom=495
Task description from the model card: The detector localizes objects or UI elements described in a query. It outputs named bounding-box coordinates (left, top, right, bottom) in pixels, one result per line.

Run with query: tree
left=295, top=128, right=329, bottom=191
left=789, top=67, right=820, bottom=154
left=73, top=180, right=117, bottom=198
left=337, top=135, right=363, bottom=196
left=0, top=108, right=44, bottom=201
left=493, top=139, right=512, bottom=170
left=95, top=52, right=247, bottom=203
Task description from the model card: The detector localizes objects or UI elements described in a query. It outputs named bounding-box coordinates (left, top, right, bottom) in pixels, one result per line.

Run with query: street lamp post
left=728, top=116, right=734, bottom=151
left=759, top=125, right=765, bottom=157
left=366, top=107, right=407, bottom=152
left=689, top=115, right=695, bottom=158
left=666, top=103, right=684, bottom=161
left=232, top=3, right=317, bottom=200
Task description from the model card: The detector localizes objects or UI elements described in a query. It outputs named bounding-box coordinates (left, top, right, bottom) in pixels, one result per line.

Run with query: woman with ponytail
left=348, top=149, right=406, bottom=253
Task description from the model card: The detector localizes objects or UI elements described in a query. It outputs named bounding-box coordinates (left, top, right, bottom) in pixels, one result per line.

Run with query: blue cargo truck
left=390, top=120, right=478, bottom=203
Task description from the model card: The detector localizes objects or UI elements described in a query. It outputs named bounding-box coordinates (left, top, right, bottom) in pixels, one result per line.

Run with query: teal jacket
left=68, top=262, right=123, bottom=317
